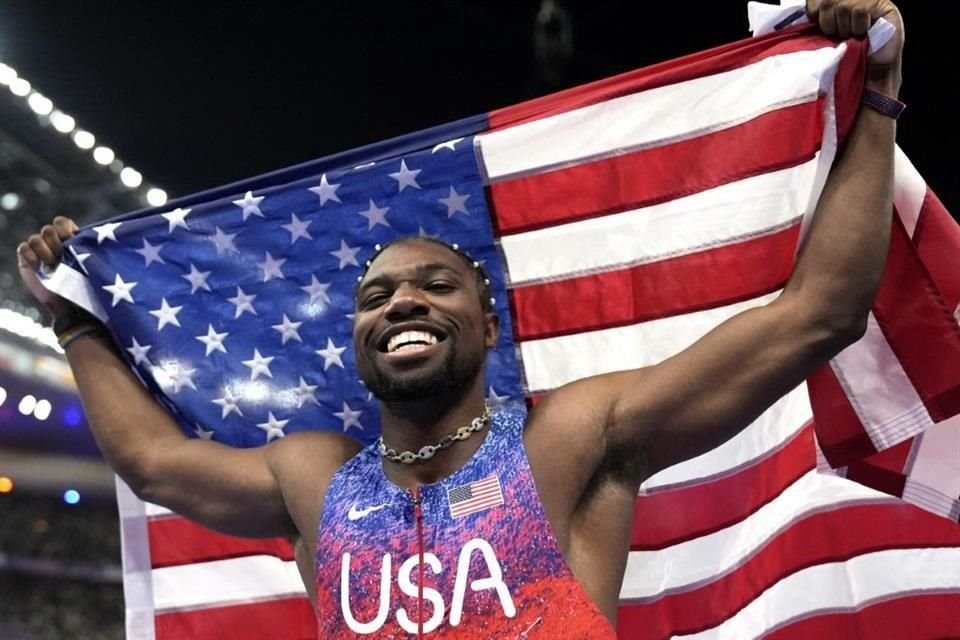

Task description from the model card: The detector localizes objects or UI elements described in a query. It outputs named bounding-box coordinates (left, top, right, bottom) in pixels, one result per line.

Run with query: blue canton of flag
left=56, top=133, right=524, bottom=447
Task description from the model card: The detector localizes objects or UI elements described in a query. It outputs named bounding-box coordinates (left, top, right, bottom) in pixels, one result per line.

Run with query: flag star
left=389, top=159, right=422, bottom=192
left=316, top=338, right=347, bottom=370
left=134, top=239, right=165, bottom=266
left=209, top=226, right=240, bottom=256
left=301, top=275, right=332, bottom=305
left=102, top=273, right=137, bottom=306
left=357, top=199, right=391, bottom=230
left=487, top=386, right=510, bottom=410
left=227, top=287, right=257, bottom=318
left=182, top=263, right=212, bottom=293
left=330, top=239, right=361, bottom=270
left=232, top=190, right=265, bottom=221
left=93, top=222, right=122, bottom=244
left=334, top=402, right=363, bottom=432
left=196, top=324, right=228, bottom=356
left=257, top=412, right=289, bottom=442
left=169, top=363, right=198, bottom=393
left=281, top=213, right=313, bottom=244
left=194, top=424, right=215, bottom=440
left=432, top=137, right=465, bottom=153
left=242, top=348, right=274, bottom=380
left=126, top=337, right=152, bottom=366
left=272, top=314, right=303, bottom=345
left=257, top=251, right=287, bottom=282
left=291, top=376, right=319, bottom=409
left=417, top=226, right=439, bottom=239
left=309, top=173, right=342, bottom=206
left=161, top=207, right=191, bottom=233
left=212, top=388, right=243, bottom=419
left=69, top=246, right=91, bottom=274
left=439, top=185, right=470, bottom=217
left=149, top=298, right=183, bottom=330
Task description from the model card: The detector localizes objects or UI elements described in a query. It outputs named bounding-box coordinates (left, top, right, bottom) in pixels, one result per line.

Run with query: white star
left=93, top=222, right=122, bottom=244
left=334, top=402, right=363, bottom=432
left=418, top=226, right=439, bottom=239
left=330, top=239, right=361, bottom=270
left=432, top=137, right=464, bottom=153
left=232, top=191, right=265, bottom=221
left=356, top=199, right=391, bottom=230
left=316, top=338, right=347, bottom=370
left=257, top=251, right=286, bottom=282
left=487, top=386, right=510, bottom=411
left=194, top=424, right=215, bottom=440
left=196, top=324, right=228, bottom=356
left=126, top=337, right=152, bottom=366
left=134, top=239, right=165, bottom=266
left=169, top=362, right=197, bottom=393
left=242, top=348, right=274, bottom=380
left=281, top=213, right=313, bottom=244
left=257, top=412, right=289, bottom=442
left=212, top=388, right=243, bottom=419
left=161, top=207, right=191, bottom=233
left=290, top=376, right=319, bottom=409
left=209, top=226, right=239, bottom=256
left=272, top=314, right=303, bottom=345
left=149, top=298, right=183, bottom=330
left=182, top=263, right=212, bottom=293
left=389, top=159, right=422, bottom=192
left=69, top=246, right=91, bottom=275
left=439, top=185, right=470, bottom=217
left=102, top=273, right=137, bottom=306
left=227, top=287, right=257, bottom=318
left=309, top=173, right=342, bottom=206
left=301, top=276, right=332, bottom=305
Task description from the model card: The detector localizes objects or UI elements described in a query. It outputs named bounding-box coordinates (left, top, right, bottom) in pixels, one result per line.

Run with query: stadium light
left=0, top=308, right=62, bottom=353
left=50, top=110, right=76, bottom=133
left=10, top=77, right=30, bottom=97
left=18, top=394, right=37, bottom=415
left=34, top=399, right=52, bottom=421
left=0, top=63, right=16, bottom=85
left=0, top=477, right=13, bottom=494
left=146, top=188, right=168, bottom=206
left=1, top=192, right=21, bottom=210
left=72, top=129, right=95, bottom=150
left=120, top=167, right=143, bottom=188
left=0, top=386, right=7, bottom=406
left=63, top=489, right=81, bottom=505
left=93, top=146, right=115, bottom=165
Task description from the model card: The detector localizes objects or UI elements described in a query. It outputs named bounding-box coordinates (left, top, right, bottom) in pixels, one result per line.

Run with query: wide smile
left=375, top=324, right=449, bottom=364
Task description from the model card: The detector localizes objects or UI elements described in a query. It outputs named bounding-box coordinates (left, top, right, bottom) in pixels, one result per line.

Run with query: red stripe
left=511, top=224, right=798, bottom=342
left=871, top=216, right=960, bottom=422
left=155, top=597, right=316, bottom=640
left=489, top=26, right=840, bottom=131
left=913, top=188, right=960, bottom=310
left=616, top=503, right=960, bottom=640
left=808, top=364, right=877, bottom=467
left=490, top=99, right=824, bottom=236
left=632, top=423, right=814, bottom=551
left=762, top=592, right=960, bottom=640
left=148, top=516, right=294, bottom=569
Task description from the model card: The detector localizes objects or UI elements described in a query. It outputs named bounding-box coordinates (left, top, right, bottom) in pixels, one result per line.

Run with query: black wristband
left=52, top=305, right=100, bottom=337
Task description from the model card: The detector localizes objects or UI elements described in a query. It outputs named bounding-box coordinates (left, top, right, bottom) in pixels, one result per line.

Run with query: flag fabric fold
left=43, top=20, right=960, bottom=640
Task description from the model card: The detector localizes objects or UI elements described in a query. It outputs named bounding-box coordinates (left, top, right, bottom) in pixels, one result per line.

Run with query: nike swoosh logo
left=347, top=503, right=389, bottom=521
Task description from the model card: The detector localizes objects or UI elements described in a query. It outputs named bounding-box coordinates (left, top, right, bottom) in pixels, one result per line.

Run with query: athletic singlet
left=315, top=409, right=617, bottom=638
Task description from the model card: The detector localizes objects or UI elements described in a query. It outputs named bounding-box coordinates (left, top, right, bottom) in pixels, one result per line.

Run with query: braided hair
left=355, top=237, right=496, bottom=312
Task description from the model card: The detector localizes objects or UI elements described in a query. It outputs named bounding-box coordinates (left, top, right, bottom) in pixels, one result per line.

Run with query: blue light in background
left=63, top=406, right=83, bottom=427
left=63, top=489, right=80, bottom=505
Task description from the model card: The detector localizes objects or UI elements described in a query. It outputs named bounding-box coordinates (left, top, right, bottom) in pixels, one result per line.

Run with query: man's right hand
left=16, top=216, right=80, bottom=317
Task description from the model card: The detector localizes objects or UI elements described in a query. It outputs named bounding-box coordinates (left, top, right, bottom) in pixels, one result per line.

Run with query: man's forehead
left=363, top=241, right=468, bottom=282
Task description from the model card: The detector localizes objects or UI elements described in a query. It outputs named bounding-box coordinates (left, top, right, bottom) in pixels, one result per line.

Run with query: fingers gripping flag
left=43, top=19, right=960, bottom=640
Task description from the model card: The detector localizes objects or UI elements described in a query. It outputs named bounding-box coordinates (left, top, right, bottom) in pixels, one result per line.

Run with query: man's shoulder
left=266, top=430, right=364, bottom=482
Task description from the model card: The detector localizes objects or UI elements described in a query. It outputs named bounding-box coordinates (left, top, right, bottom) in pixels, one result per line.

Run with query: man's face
left=352, top=240, right=499, bottom=403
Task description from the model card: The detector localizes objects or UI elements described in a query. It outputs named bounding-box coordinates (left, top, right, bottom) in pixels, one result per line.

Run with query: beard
left=362, top=341, right=483, bottom=404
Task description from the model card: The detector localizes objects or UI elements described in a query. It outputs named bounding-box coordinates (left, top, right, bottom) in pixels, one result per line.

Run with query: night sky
left=0, top=1, right=956, bottom=209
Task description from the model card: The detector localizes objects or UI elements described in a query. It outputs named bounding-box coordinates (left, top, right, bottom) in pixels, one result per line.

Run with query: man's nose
left=384, top=283, right=429, bottom=320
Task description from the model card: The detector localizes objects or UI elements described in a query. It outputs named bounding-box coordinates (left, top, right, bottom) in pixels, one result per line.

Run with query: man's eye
left=426, top=281, right=454, bottom=292
left=363, top=293, right=388, bottom=308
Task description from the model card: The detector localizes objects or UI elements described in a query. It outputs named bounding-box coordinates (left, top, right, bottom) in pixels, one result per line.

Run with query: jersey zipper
left=411, top=485, right=424, bottom=639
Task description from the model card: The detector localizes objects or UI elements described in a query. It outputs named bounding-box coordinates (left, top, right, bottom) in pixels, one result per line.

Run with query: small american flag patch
left=447, top=474, right=504, bottom=519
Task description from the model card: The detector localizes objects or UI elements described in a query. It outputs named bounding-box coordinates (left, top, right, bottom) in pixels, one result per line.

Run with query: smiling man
left=16, top=0, right=906, bottom=637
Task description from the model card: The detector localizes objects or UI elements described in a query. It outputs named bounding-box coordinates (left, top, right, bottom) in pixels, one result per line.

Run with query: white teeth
left=387, top=330, right=439, bottom=353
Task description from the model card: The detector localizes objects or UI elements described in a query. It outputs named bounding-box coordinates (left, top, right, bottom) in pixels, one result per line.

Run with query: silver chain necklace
left=378, top=405, right=492, bottom=464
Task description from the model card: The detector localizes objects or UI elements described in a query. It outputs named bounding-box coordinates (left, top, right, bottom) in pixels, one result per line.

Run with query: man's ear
left=484, top=312, right=500, bottom=349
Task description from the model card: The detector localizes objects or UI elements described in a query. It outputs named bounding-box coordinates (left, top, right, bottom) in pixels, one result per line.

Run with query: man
left=17, top=0, right=904, bottom=636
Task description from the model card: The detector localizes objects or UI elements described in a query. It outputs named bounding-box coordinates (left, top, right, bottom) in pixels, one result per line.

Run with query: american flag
left=447, top=475, right=505, bottom=519
left=44, top=17, right=960, bottom=640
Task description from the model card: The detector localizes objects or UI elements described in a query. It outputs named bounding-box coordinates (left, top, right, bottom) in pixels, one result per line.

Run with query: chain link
left=379, top=405, right=492, bottom=464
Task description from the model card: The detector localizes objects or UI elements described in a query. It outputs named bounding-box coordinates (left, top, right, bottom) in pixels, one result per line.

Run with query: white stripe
left=642, top=385, right=811, bottom=490
left=893, top=146, right=928, bottom=238
left=116, top=478, right=157, bottom=640
left=675, top=547, right=960, bottom=639
left=621, top=472, right=893, bottom=599
left=903, top=414, right=960, bottom=518
left=829, top=312, right=933, bottom=451
left=521, top=290, right=780, bottom=393
left=152, top=555, right=307, bottom=611
left=145, top=502, right=174, bottom=518
left=501, top=162, right=815, bottom=286
left=41, top=262, right=107, bottom=322
left=478, top=46, right=843, bottom=181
